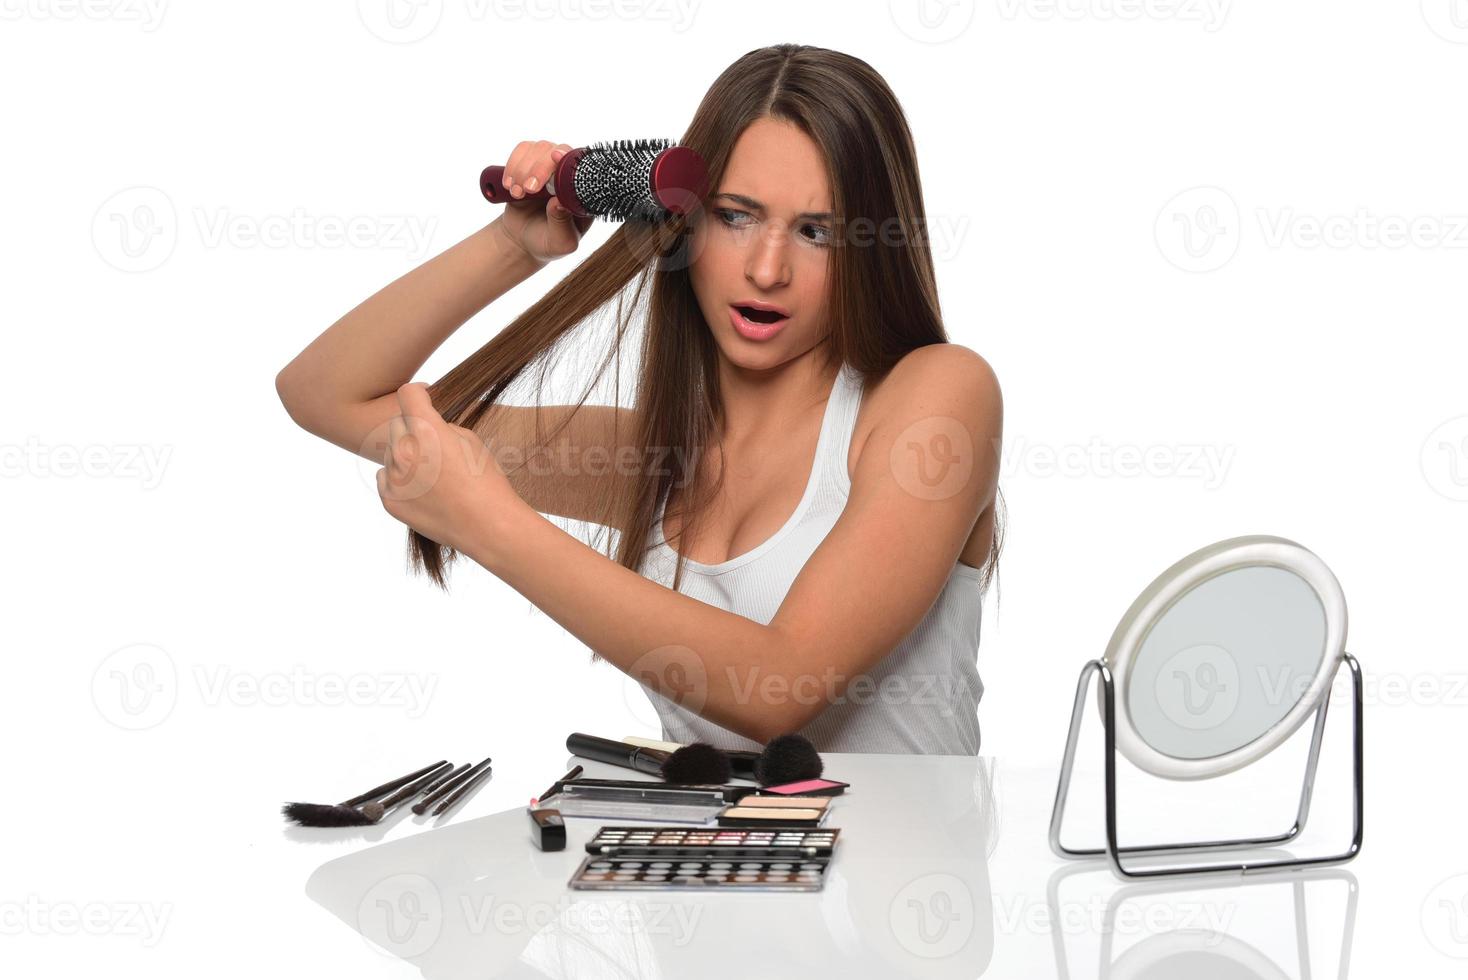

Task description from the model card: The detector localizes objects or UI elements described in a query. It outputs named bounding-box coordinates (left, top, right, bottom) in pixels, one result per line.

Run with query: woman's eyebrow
left=713, top=192, right=833, bottom=221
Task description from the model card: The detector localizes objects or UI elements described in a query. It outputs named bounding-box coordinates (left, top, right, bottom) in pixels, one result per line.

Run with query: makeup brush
left=433, top=761, right=494, bottom=817
left=408, top=762, right=471, bottom=814
left=356, top=761, right=454, bottom=823
left=413, top=757, right=490, bottom=815
left=619, top=735, right=821, bottom=786
left=566, top=733, right=729, bottom=784
left=282, top=759, right=448, bottom=828
left=754, top=734, right=824, bottom=787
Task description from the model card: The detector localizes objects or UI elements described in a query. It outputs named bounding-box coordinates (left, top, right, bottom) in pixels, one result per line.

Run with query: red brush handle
left=479, top=144, right=706, bottom=218
left=479, top=148, right=588, bottom=214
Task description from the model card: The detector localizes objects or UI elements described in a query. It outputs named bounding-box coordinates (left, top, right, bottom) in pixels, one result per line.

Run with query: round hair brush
left=480, top=139, right=708, bottom=222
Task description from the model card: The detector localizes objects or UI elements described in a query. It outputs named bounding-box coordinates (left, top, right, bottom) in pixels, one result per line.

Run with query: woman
left=276, top=44, right=1004, bottom=754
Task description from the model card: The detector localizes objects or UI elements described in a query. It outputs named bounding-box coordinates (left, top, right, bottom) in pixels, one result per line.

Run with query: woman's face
left=688, top=117, right=834, bottom=372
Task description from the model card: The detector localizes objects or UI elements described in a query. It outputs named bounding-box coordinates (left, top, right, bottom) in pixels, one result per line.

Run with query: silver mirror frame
left=1103, top=534, right=1348, bottom=780
left=1049, top=534, right=1364, bottom=879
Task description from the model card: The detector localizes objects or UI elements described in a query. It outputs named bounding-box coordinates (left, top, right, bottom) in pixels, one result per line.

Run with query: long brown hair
left=412, top=43, right=1005, bottom=598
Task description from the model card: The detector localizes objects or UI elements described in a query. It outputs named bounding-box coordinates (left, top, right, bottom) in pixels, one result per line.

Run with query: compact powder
left=738, top=795, right=830, bottom=810
left=720, top=806, right=824, bottom=821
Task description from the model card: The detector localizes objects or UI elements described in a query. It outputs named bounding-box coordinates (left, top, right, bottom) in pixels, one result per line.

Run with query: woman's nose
left=744, top=221, right=791, bottom=290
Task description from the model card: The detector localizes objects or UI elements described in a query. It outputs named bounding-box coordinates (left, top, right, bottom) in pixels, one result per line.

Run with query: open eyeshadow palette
left=568, top=825, right=841, bottom=892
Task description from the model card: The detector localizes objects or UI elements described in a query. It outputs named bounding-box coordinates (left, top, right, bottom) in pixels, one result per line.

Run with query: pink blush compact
left=758, top=778, right=849, bottom=797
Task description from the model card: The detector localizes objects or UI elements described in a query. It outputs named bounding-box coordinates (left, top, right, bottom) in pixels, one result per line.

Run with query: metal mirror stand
left=1048, top=653, right=1363, bottom=879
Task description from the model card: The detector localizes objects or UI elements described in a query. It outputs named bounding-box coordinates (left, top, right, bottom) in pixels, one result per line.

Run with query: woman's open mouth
left=729, top=302, right=791, bottom=341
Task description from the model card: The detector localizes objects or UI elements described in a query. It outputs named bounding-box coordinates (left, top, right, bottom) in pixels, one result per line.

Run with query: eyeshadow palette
left=569, top=825, right=841, bottom=892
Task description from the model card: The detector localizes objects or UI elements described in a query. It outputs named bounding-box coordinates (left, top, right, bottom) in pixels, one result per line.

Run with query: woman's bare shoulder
left=849, top=343, right=1002, bottom=476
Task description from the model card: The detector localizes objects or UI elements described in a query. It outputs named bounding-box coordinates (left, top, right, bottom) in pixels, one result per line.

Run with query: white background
left=3, top=0, right=1466, bottom=975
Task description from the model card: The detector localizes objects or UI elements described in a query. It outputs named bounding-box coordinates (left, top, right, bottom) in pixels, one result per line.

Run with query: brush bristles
left=358, top=801, right=386, bottom=822
left=754, top=734, right=823, bottom=786
left=660, top=742, right=732, bottom=784
left=282, top=802, right=377, bottom=828
left=574, top=138, right=675, bottom=223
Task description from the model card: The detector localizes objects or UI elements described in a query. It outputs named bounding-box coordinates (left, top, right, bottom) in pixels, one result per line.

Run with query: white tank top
left=637, top=362, right=986, bottom=754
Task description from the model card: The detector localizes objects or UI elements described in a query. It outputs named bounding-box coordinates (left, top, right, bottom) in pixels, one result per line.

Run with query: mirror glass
left=1125, top=565, right=1326, bottom=760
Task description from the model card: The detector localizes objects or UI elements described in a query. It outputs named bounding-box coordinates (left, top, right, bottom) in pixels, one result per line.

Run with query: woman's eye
left=802, top=224, right=832, bottom=246
left=715, top=208, right=752, bottom=228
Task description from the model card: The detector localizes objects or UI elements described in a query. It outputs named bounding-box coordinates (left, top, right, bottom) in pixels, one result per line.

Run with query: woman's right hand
left=494, top=140, right=595, bottom=265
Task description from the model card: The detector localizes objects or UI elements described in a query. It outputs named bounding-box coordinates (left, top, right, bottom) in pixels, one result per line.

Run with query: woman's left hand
left=376, top=382, right=518, bottom=556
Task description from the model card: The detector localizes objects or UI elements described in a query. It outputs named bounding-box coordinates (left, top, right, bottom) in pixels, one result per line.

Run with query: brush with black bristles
left=566, top=732, right=731, bottom=784
left=480, top=139, right=708, bottom=223
left=619, top=733, right=824, bottom=786
left=753, top=734, right=824, bottom=786
left=282, top=760, right=448, bottom=828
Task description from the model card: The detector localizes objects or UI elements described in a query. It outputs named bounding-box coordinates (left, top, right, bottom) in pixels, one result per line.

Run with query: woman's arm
left=275, top=218, right=544, bottom=463
left=277, top=140, right=641, bottom=528
left=455, top=344, right=1003, bottom=744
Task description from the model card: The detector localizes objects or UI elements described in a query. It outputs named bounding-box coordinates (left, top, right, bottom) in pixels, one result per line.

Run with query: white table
left=298, top=751, right=1379, bottom=978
